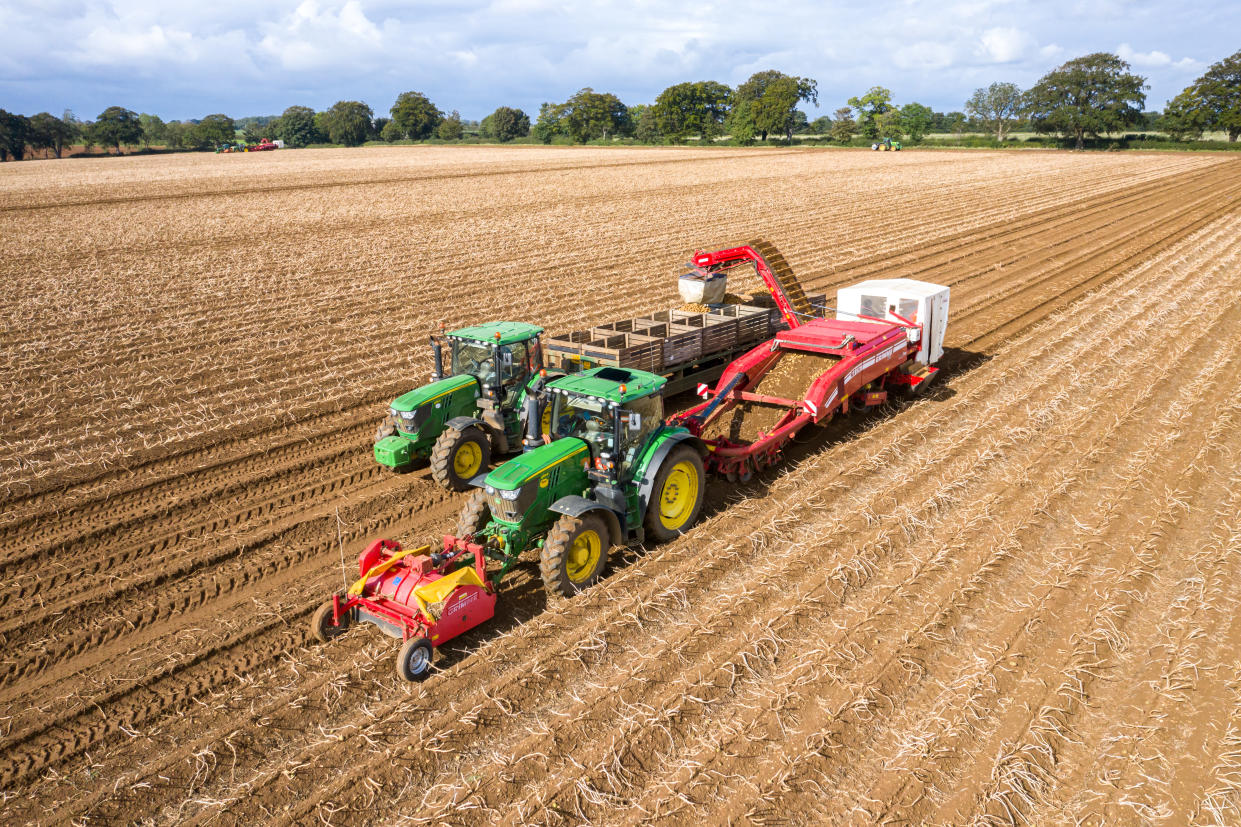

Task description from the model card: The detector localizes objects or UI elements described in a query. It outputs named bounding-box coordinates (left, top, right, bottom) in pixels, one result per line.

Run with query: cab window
left=551, top=393, right=614, bottom=456
left=620, top=395, right=662, bottom=475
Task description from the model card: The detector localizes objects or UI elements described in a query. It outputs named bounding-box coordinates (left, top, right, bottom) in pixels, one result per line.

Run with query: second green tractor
left=450, top=365, right=707, bottom=597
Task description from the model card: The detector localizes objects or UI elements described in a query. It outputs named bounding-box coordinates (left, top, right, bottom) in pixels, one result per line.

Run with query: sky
left=0, top=0, right=1234, bottom=122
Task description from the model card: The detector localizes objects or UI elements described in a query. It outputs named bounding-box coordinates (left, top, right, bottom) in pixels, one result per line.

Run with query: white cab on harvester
left=835, top=279, right=950, bottom=365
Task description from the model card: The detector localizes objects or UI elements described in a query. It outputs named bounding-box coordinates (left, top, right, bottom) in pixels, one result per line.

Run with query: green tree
left=380, top=119, right=405, bottom=142
left=90, top=106, right=143, bottom=153
left=734, top=70, right=818, bottom=141
left=277, top=105, right=323, bottom=147
left=875, top=109, right=904, bottom=141
left=725, top=99, right=757, bottom=145
left=829, top=107, right=856, bottom=143
left=558, top=88, right=630, bottom=143
left=194, top=113, right=236, bottom=148
left=532, top=102, right=567, bottom=143
left=321, top=101, right=373, bottom=146
left=848, top=87, right=894, bottom=139
left=437, top=110, right=464, bottom=140
left=900, top=102, right=934, bottom=143
left=0, top=110, right=31, bottom=161
left=28, top=111, right=79, bottom=158
left=1168, top=50, right=1241, bottom=141
left=390, top=91, right=441, bottom=140
left=631, top=105, right=661, bottom=144
left=1159, top=88, right=1209, bottom=140
left=137, top=113, right=167, bottom=147
left=964, top=82, right=1024, bottom=140
left=164, top=121, right=194, bottom=149
left=480, top=106, right=530, bottom=142
left=651, top=80, right=732, bottom=142
left=1025, top=53, right=1147, bottom=149
left=809, top=114, right=832, bottom=135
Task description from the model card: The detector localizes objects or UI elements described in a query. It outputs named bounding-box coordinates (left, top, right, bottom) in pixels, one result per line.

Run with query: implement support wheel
left=311, top=600, right=349, bottom=643
left=644, top=446, right=706, bottom=542
left=395, top=637, right=434, bottom=682
left=430, top=426, right=491, bottom=491
left=541, top=512, right=610, bottom=597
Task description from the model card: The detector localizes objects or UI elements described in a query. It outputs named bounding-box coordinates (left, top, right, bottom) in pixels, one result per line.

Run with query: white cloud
left=1117, top=42, right=1172, bottom=66
left=259, top=1, right=391, bottom=71
left=893, top=41, right=956, bottom=71
left=78, top=24, right=199, bottom=65
left=978, top=27, right=1033, bottom=63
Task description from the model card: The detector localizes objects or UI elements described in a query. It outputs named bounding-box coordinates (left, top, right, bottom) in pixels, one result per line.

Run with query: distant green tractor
left=374, top=322, right=552, bottom=491
left=450, top=366, right=707, bottom=597
left=871, top=137, right=902, bottom=151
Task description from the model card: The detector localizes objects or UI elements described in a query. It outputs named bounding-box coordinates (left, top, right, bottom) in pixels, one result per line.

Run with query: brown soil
left=702, top=350, right=839, bottom=442
left=2, top=148, right=1240, bottom=825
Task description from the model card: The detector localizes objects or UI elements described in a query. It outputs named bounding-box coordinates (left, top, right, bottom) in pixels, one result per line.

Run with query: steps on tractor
left=751, top=238, right=814, bottom=319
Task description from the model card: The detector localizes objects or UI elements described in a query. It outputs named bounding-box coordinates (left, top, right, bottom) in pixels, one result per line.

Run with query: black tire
left=643, top=446, right=706, bottom=543
left=429, top=426, right=491, bottom=492
left=395, top=637, right=435, bottom=682
left=311, top=599, right=349, bottom=643
left=540, top=512, right=610, bottom=597
left=374, top=416, right=397, bottom=443
left=456, top=489, right=491, bottom=539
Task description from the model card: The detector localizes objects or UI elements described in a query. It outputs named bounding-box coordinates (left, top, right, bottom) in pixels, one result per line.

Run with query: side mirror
left=627, top=412, right=641, bottom=431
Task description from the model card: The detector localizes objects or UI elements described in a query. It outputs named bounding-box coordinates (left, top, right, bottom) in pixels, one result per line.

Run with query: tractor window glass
left=860, top=294, right=887, bottom=320
left=451, top=341, right=495, bottom=384
left=551, top=393, right=615, bottom=455
left=620, top=395, right=662, bottom=474
left=500, top=341, right=530, bottom=385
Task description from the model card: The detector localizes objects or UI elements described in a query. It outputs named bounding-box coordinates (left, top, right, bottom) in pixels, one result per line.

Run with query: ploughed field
left=2, top=146, right=1241, bottom=824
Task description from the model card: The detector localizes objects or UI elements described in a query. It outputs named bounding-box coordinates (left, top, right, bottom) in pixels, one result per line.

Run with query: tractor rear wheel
left=430, top=426, right=491, bottom=491
left=541, top=512, right=610, bottom=597
left=395, top=637, right=434, bottom=682
left=644, top=446, right=706, bottom=542
left=456, top=489, right=491, bottom=539
left=311, top=600, right=349, bottom=643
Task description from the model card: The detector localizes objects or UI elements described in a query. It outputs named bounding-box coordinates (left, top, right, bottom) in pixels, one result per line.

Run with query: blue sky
left=0, top=0, right=1233, bottom=121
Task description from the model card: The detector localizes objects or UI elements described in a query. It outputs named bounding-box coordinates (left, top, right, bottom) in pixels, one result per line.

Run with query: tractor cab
left=434, top=321, right=544, bottom=403
left=544, top=367, right=667, bottom=479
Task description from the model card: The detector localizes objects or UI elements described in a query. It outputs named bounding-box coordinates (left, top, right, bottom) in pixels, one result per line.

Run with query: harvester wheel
left=311, top=600, right=349, bottom=643
left=644, top=446, right=706, bottom=542
left=456, top=489, right=490, bottom=539
left=430, top=426, right=491, bottom=491
left=541, top=512, right=610, bottom=597
left=396, top=637, right=434, bottom=682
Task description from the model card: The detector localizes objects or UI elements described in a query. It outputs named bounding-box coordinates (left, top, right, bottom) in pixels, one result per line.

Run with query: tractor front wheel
left=541, top=512, right=610, bottom=597
left=456, top=489, right=491, bottom=539
left=430, top=426, right=491, bottom=491
left=395, top=637, right=434, bottom=682
left=310, top=600, right=350, bottom=643
left=644, top=446, right=706, bottom=542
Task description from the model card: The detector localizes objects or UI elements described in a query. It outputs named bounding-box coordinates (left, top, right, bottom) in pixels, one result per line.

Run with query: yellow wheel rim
left=453, top=439, right=482, bottom=478
left=659, top=460, right=699, bottom=531
left=566, top=529, right=602, bottom=583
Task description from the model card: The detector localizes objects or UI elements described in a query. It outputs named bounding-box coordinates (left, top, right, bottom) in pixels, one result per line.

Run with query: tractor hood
left=485, top=438, right=590, bottom=491
left=390, top=374, right=478, bottom=413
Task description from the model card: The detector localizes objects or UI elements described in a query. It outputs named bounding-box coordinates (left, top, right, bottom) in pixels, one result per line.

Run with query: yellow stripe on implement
left=348, top=545, right=431, bottom=596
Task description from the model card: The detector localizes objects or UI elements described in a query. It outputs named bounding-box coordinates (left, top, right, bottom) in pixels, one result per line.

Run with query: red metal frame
left=691, top=244, right=805, bottom=330
left=674, top=317, right=926, bottom=478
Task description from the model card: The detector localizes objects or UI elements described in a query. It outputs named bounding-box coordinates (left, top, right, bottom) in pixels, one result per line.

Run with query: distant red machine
left=250, top=138, right=279, bottom=151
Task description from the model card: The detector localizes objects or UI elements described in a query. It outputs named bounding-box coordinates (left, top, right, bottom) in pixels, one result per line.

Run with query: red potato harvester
left=311, top=537, right=496, bottom=681
left=673, top=274, right=950, bottom=481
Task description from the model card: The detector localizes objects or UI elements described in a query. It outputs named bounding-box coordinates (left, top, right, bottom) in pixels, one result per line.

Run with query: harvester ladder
left=750, top=238, right=813, bottom=329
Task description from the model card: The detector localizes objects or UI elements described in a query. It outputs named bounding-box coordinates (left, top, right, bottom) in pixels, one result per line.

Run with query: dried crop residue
left=3, top=148, right=1241, bottom=826
left=703, top=350, right=839, bottom=442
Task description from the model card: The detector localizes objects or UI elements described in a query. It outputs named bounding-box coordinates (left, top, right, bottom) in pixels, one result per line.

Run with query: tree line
left=1, top=48, right=1237, bottom=160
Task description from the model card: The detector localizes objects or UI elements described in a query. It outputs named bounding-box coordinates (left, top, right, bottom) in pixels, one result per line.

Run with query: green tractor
left=450, top=365, right=707, bottom=597
left=871, top=137, right=902, bottom=151
left=374, top=322, right=552, bottom=490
